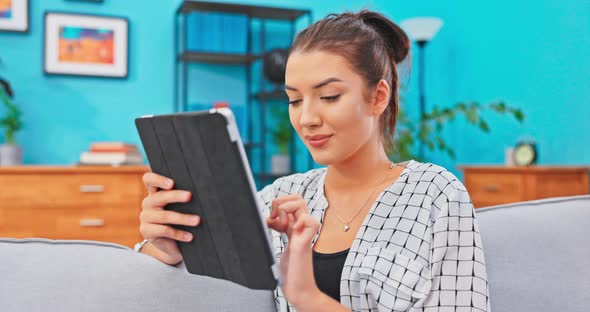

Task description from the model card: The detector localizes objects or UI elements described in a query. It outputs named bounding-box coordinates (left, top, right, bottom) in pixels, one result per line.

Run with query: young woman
left=137, top=10, right=489, bottom=312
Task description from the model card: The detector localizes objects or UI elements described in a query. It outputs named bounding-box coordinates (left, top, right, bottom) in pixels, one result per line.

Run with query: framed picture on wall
left=43, top=12, right=129, bottom=78
left=0, top=0, right=29, bottom=33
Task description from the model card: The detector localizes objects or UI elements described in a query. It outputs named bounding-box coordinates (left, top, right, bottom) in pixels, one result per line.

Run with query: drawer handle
left=80, top=185, right=105, bottom=193
left=484, top=184, right=499, bottom=192
left=79, top=219, right=105, bottom=227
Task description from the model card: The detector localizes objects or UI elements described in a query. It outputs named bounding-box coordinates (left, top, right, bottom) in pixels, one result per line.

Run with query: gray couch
left=1, top=195, right=589, bottom=311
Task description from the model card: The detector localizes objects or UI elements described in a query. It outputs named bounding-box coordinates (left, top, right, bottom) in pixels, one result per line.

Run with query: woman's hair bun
left=359, top=10, right=410, bottom=64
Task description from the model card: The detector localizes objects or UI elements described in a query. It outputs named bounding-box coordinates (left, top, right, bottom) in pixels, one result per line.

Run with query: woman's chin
left=308, top=150, right=337, bottom=167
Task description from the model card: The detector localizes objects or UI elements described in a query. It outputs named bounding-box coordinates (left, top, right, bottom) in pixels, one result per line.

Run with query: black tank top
left=312, top=248, right=350, bottom=302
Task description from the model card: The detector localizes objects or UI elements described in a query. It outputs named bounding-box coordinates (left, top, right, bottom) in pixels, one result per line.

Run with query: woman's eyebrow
left=285, top=77, right=344, bottom=92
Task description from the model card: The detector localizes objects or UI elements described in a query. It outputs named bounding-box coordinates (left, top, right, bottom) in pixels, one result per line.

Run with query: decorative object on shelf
left=0, top=57, right=23, bottom=166
left=43, top=12, right=129, bottom=78
left=269, top=105, right=291, bottom=175
left=504, top=147, right=515, bottom=166
left=388, top=100, right=525, bottom=163
left=0, top=0, right=28, bottom=33
left=400, top=17, right=443, bottom=159
left=263, top=48, right=289, bottom=85
left=513, top=140, right=537, bottom=166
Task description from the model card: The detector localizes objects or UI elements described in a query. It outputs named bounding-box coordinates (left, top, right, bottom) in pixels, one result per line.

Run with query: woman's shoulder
left=402, top=159, right=469, bottom=205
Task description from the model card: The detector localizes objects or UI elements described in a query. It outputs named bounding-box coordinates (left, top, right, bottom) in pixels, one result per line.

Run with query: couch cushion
left=0, top=238, right=276, bottom=312
left=476, top=195, right=590, bottom=312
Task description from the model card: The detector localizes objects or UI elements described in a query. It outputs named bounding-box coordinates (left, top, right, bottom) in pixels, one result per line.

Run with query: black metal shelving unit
left=174, top=1, right=314, bottom=187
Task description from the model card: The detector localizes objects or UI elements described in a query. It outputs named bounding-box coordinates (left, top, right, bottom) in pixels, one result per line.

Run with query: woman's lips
left=308, top=135, right=332, bottom=148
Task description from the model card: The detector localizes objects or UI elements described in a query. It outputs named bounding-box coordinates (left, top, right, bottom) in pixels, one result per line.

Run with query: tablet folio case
left=135, top=110, right=277, bottom=290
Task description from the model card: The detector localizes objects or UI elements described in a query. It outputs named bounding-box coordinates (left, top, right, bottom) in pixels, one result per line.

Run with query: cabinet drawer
left=0, top=173, right=145, bottom=208
left=464, top=173, right=525, bottom=207
left=1, top=205, right=141, bottom=245
left=533, top=172, right=589, bottom=198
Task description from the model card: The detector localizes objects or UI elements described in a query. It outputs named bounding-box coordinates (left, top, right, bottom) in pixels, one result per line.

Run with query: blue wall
left=378, top=0, right=590, bottom=177
left=1, top=0, right=589, bottom=179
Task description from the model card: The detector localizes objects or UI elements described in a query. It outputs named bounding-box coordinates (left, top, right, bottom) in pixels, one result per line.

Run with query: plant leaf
left=514, top=109, right=525, bottom=122
left=479, top=120, right=490, bottom=132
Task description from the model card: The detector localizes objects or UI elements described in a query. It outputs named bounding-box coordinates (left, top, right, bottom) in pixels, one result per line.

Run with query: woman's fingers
left=140, top=209, right=200, bottom=227
left=271, top=194, right=302, bottom=213
left=291, top=214, right=320, bottom=244
left=143, top=172, right=174, bottom=195
left=142, top=190, right=192, bottom=210
left=139, top=223, right=194, bottom=242
left=266, top=216, right=282, bottom=232
left=277, top=198, right=308, bottom=218
left=268, top=194, right=312, bottom=235
left=286, top=213, right=296, bottom=237
left=267, top=212, right=289, bottom=233
left=293, top=214, right=319, bottom=233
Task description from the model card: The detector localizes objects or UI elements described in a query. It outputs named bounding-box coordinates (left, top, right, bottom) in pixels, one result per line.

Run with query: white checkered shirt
left=256, top=160, right=490, bottom=312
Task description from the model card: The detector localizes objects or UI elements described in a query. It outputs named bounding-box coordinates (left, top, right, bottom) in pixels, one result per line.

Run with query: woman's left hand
left=266, top=194, right=321, bottom=306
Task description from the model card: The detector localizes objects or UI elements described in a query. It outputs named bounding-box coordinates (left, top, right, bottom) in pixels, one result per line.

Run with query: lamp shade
left=400, top=17, right=443, bottom=42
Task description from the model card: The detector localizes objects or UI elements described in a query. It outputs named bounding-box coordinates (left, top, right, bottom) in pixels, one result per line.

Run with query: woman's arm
left=267, top=194, right=353, bottom=312
left=421, top=187, right=490, bottom=311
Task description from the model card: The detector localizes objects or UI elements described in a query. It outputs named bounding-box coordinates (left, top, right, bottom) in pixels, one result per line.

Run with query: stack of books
left=79, top=142, right=144, bottom=166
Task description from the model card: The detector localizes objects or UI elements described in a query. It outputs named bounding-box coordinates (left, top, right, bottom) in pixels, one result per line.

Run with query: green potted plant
left=0, top=58, right=24, bottom=166
left=388, top=99, right=524, bottom=162
left=269, top=105, right=292, bottom=175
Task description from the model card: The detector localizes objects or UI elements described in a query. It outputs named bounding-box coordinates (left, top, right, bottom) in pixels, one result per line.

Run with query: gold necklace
left=328, top=162, right=395, bottom=232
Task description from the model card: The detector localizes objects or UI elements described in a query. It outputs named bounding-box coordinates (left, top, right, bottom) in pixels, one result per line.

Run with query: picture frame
left=0, top=0, right=29, bottom=33
left=43, top=12, right=129, bottom=78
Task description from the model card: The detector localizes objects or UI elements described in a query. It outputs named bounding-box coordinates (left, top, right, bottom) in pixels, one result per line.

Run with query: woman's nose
left=299, top=100, right=321, bottom=128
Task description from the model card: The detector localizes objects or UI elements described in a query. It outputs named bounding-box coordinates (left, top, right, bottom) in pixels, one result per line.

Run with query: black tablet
left=135, top=108, right=278, bottom=290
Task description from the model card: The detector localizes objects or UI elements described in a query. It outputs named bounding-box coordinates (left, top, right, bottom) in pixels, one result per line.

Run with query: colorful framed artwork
left=43, top=12, right=129, bottom=78
left=0, top=0, right=29, bottom=33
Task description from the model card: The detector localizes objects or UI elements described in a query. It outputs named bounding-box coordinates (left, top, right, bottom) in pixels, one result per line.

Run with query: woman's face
left=285, top=50, right=383, bottom=166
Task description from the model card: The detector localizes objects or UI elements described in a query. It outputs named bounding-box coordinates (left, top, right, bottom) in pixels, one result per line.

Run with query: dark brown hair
left=288, top=10, right=410, bottom=151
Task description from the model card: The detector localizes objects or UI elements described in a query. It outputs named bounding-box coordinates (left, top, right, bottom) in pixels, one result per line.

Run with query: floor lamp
left=400, top=17, right=443, bottom=159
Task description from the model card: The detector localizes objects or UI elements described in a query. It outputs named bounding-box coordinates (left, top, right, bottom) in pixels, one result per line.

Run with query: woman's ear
left=371, top=79, right=390, bottom=116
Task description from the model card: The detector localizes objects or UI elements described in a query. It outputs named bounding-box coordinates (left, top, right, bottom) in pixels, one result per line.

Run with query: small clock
left=513, top=141, right=537, bottom=166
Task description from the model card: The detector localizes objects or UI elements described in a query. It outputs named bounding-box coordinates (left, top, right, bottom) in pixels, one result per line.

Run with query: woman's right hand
left=139, top=172, right=200, bottom=265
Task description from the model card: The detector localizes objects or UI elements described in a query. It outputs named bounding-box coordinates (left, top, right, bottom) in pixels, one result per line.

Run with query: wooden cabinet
left=0, top=166, right=150, bottom=247
left=459, top=165, right=590, bottom=208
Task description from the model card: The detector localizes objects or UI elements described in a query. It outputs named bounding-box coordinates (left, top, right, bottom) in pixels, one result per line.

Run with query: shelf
left=179, top=51, right=260, bottom=65
left=175, top=1, right=314, bottom=178
left=178, top=1, right=310, bottom=21
left=254, top=90, right=288, bottom=101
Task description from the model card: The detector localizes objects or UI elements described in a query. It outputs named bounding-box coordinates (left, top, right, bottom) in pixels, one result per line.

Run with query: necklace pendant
left=343, top=224, right=350, bottom=232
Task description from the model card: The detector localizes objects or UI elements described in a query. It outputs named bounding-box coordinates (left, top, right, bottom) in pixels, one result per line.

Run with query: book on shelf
left=80, top=142, right=144, bottom=166
left=79, top=151, right=143, bottom=166
left=90, top=142, right=139, bottom=152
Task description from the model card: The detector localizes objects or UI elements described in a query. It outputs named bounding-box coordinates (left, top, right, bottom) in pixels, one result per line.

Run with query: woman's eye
left=321, top=94, right=341, bottom=102
left=288, top=99, right=302, bottom=105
